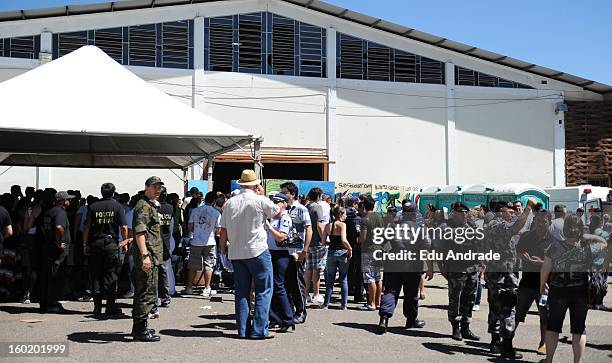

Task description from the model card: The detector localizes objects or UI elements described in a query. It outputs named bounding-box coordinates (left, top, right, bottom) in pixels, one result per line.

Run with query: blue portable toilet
left=418, top=186, right=441, bottom=214
left=462, top=184, right=496, bottom=209
left=489, top=183, right=549, bottom=209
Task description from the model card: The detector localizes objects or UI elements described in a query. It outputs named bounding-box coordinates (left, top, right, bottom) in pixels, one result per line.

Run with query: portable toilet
left=418, top=186, right=441, bottom=214
left=462, top=184, right=496, bottom=209
left=489, top=183, right=549, bottom=209
left=437, top=185, right=464, bottom=211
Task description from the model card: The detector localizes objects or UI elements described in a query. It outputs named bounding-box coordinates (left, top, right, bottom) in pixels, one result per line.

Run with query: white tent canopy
left=0, top=46, right=253, bottom=169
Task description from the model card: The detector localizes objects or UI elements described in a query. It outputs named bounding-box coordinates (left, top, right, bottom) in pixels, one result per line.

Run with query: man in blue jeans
left=219, top=169, right=280, bottom=339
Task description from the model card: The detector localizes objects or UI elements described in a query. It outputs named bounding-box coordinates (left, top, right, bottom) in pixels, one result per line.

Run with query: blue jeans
left=232, top=250, right=273, bottom=338
left=269, top=250, right=294, bottom=326
left=475, top=279, right=483, bottom=305
left=324, top=250, right=349, bottom=306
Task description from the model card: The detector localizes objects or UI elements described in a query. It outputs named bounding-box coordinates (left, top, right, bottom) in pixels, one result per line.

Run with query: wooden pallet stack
left=565, top=101, right=612, bottom=187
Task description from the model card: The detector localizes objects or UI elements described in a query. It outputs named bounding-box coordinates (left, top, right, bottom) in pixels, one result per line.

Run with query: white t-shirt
left=189, top=204, right=221, bottom=247
left=220, top=189, right=280, bottom=260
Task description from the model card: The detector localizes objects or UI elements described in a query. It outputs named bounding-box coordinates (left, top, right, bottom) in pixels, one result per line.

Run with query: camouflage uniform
left=439, top=221, right=481, bottom=324
left=131, top=197, right=163, bottom=327
left=484, top=216, right=519, bottom=339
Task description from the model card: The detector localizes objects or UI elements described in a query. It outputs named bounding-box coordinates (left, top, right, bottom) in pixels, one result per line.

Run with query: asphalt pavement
left=0, top=275, right=611, bottom=362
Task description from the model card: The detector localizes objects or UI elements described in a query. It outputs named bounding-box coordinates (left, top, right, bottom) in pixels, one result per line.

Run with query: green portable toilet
left=437, top=185, right=464, bottom=211
left=418, top=186, right=441, bottom=214
left=462, top=184, right=496, bottom=209
left=489, top=183, right=549, bottom=209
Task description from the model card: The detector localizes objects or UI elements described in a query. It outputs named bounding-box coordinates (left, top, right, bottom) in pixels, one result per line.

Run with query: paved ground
left=1, top=275, right=611, bottom=362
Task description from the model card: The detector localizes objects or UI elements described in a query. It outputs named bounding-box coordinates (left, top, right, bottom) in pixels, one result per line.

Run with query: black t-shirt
left=158, top=202, right=173, bottom=259
left=0, top=205, right=12, bottom=245
left=43, top=206, right=71, bottom=246
left=517, top=230, right=552, bottom=289
left=85, top=198, right=127, bottom=239
left=545, top=240, right=591, bottom=288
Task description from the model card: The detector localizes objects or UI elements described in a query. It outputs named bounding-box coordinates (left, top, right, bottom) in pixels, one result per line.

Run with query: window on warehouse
left=1, top=35, right=40, bottom=59
left=455, top=65, right=533, bottom=89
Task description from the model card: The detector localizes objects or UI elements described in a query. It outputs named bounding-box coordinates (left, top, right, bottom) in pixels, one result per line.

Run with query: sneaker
left=340, top=305, right=347, bottom=310
left=306, top=295, right=313, bottom=303
left=202, top=288, right=211, bottom=297
left=359, top=305, right=376, bottom=311
left=472, top=305, right=480, bottom=311
left=209, top=289, right=217, bottom=296
left=182, top=287, right=194, bottom=295
left=149, top=311, right=160, bottom=319
left=312, top=295, right=324, bottom=305
left=20, top=292, right=31, bottom=304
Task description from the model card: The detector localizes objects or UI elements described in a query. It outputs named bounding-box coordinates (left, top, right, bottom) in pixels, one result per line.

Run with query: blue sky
left=2, top=0, right=611, bottom=85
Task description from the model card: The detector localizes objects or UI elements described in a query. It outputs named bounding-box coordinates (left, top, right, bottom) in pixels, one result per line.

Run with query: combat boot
left=460, top=322, right=480, bottom=341
left=132, top=320, right=160, bottom=342
left=104, top=299, right=122, bottom=316
left=376, top=316, right=388, bottom=335
left=489, top=334, right=502, bottom=354
left=451, top=321, right=462, bottom=341
left=92, top=298, right=103, bottom=315
left=500, top=338, right=522, bottom=360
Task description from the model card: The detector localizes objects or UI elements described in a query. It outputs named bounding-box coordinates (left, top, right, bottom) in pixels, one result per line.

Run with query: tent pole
left=182, top=168, right=188, bottom=196
left=253, top=137, right=263, bottom=180
left=207, top=158, right=214, bottom=193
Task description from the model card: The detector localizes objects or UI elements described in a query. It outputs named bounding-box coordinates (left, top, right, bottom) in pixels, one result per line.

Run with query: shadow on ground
left=159, top=329, right=224, bottom=338
left=67, top=331, right=131, bottom=344
left=559, top=336, right=612, bottom=351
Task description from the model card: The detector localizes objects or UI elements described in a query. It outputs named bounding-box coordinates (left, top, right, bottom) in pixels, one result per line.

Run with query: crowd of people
left=0, top=171, right=611, bottom=362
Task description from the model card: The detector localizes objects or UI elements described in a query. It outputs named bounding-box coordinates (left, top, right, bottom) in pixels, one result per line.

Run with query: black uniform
left=39, top=206, right=70, bottom=312
left=157, top=202, right=173, bottom=306
left=85, top=198, right=127, bottom=313
left=0, top=205, right=12, bottom=251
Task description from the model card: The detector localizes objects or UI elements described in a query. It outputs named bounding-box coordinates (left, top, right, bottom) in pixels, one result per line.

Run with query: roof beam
left=521, top=64, right=536, bottom=70
left=151, top=0, right=156, bottom=8
left=549, top=72, right=564, bottom=77
left=370, top=18, right=382, bottom=27
left=338, top=9, right=349, bottom=18
left=110, top=2, right=115, bottom=12
left=305, top=0, right=315, bottom=8
left=579, top=80, right=595, bottom=87
left=434, top=38, right=447, bottom=45
left=464, top=47, right=478, bottom=54
left=492, top=56, right=507, bottom=62
left=402, top=29, right=414, bottom=36
left=20, top=10, right=26, bottom=20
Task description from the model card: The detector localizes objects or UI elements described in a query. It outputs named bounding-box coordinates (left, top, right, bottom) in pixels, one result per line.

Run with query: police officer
left=484, top=199, right=534, bottom=359
left=377, top=203, right=433, bottom=334
left=437, top=203, right=481, bottom=341
left=156, top=187, right=173, bottom=310
left=131, top=176, right=164, bottom=342
left=83, top=183, right=129, bottom=315
left=39, top=191, right=74, bottom=314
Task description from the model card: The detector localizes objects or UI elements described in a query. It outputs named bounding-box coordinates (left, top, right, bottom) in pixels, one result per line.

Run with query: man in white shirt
left=219, top=169, right=280, bottom=339
left=184, top=191, right=220, bottom=297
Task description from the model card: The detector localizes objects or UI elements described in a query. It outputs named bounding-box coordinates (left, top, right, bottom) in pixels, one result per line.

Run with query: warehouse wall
left=454, top=89, right=556, bottom=186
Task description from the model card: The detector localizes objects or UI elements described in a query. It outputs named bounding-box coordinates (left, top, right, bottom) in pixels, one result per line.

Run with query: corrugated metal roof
left=1, top=0, right=610, bottom=95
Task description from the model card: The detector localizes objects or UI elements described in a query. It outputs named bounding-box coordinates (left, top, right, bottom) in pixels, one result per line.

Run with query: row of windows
left=336, top=33, right=446, bottom=84
left=0, top=36, right=40, bottom=59
left=0, top=18, right=533, bottom=89
left=51, top=20, right=194, bottom=69
left=204, top=12, right=327, bottom=77
left=455, top=66, right=532, bottom=89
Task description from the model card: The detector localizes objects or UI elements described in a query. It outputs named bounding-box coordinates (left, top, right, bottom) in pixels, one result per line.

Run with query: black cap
left=453, top=202, right=470, bottom=212
left=145, top=176, right=164, bottom=186
left=272, top=193, right=289, bottom=203
left=554, top=204, right=566, bottom=213
left=55, top=191, right=75, bottom=202
left=402, top=203, right=416, bottom=213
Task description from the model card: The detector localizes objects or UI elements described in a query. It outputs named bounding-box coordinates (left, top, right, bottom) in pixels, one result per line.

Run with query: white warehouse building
left=0, top=0, right=611, bottom=196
